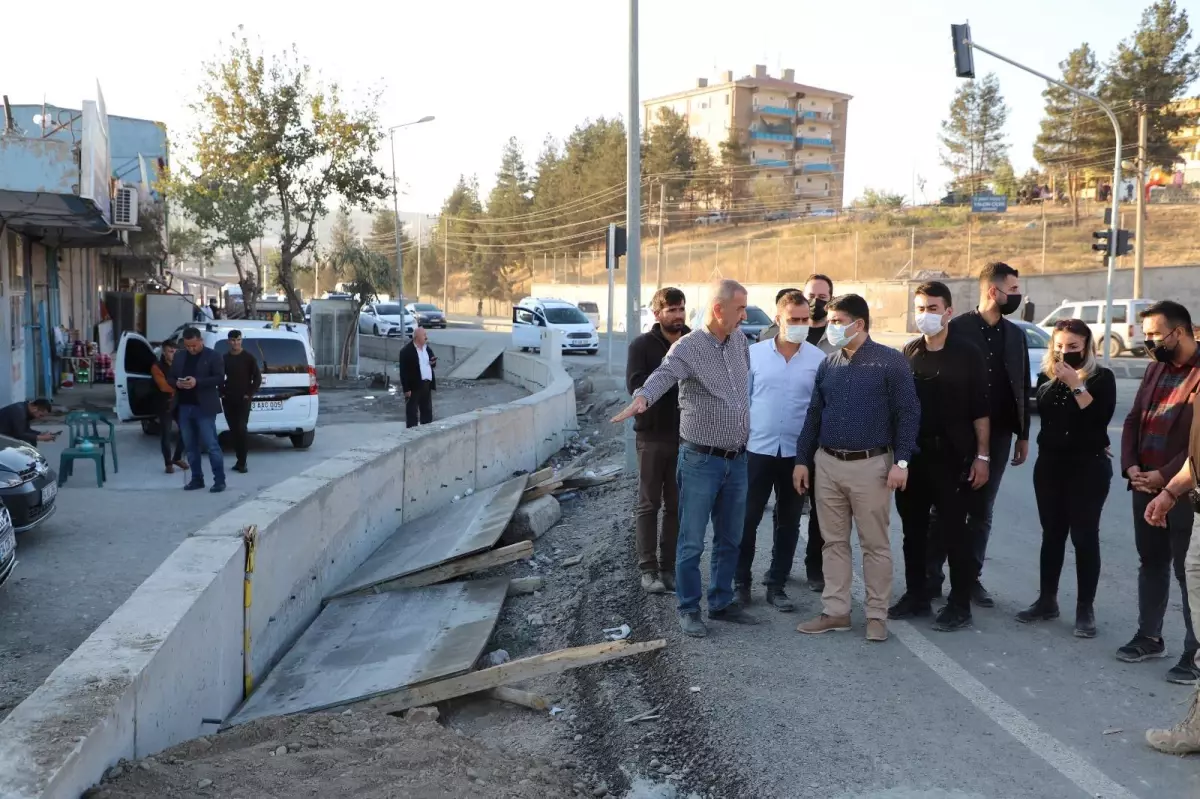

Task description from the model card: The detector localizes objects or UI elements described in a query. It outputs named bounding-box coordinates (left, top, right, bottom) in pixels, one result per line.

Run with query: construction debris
left=562, top=466, right=622, bottom=489
left=560, top=554, right=583, bottom=567
left=502, top=494, right=562, bottom=545
left=603, top=624, right=632, bottom=641
left=487, top=686, right=551, bottom=712
left=507, top=576, right=544, bottom=596
left=367, top=541, right=533, bottom=593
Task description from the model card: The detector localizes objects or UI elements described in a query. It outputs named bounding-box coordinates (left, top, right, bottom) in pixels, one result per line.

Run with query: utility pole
left=442, top=216, right=449, bottom=311
left=655, top=182, right=664, bottom=289
left=416, top=216, right=423, bottom=301
left=624, top=0, right=642, bottom=474
left=1134, top=104, right=1148, bottom=299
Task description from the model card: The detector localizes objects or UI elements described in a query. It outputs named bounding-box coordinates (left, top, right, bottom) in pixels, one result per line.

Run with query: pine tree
left=642, top=108, right=695, bottom=205
left=481, top=138, right=533, bottom=301
left=364, top=209, right=414, bottom=299
left=1033, top=43, right=1103, bottom=225
left=718, top=127, right=750, bottom=214
left=940, top=73, right=1010, bottom=195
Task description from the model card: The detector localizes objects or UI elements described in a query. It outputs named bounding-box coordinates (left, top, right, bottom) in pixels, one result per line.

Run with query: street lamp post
left=387, top=115, right=435, bottom=311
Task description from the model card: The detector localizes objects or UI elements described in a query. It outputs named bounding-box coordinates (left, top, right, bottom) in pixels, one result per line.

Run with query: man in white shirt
left=399, top=327, right=438, bottom=428
left=735, top=290, right=826, bottom=611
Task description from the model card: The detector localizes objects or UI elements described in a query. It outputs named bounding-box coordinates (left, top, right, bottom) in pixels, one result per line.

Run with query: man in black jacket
left=626, top=287, right=688, bottom=594
left=169, top=327, right=227, bottom=493
left=399, top=327, right=437, bottom=428
left=0, top=399, right=56, bottom=447
left=222, top=330, right=262, bottom=474
left=928, top=261, right=1031, bottom=607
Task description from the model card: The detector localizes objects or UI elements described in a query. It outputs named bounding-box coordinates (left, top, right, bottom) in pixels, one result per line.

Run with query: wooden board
left=447, top=340, right=507, bottom=380
left=364, top=542, right=532, bottom=594
left=520, top=481, right=562, bottom=504
left=329, top=475, right=527, bottom=600
left=226, top=579, right=509, bottom=728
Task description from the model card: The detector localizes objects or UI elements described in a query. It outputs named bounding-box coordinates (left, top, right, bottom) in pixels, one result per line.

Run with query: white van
left=115, top=322, right=319, bottom=449
left=1038, top=298, right=1154, bottom=358
left=511, top=298, right=599, bottom=355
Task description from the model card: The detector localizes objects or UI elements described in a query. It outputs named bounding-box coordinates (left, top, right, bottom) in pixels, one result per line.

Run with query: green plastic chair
left=58, top=439, right=106, bottom=487
left=65, top=410, right=118, bottom=473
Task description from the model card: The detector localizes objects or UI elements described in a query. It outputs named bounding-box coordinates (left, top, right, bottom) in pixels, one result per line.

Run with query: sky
left=5, top=0, right=1197, bottom=217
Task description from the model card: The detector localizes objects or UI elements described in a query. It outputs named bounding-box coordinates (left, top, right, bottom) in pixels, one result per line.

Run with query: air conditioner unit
left=112, top=185, right=139, bottom=229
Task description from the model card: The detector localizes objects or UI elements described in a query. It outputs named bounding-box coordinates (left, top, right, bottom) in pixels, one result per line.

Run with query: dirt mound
left=84, top=709, right=578, bottom=799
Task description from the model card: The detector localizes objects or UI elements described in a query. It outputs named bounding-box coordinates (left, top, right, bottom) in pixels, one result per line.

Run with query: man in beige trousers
left=1145, top=389, right=1200, bottom=752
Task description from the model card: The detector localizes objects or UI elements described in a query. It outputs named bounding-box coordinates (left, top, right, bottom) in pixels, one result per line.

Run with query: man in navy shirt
left=793, top=294, right=921, bottom=643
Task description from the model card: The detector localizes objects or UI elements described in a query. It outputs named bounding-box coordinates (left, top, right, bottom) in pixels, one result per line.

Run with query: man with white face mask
left=892, top=282, right=991, bottom=632
left=736, top=290, right=826, bottom=611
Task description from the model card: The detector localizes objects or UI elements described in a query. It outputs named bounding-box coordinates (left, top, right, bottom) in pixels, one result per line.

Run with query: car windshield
left=1019, top=324, right=1050, bottom=349
left=375, top=304, right=403, bottom=316
left=413, top=304, right=439, bottom=311
left=214, top=338, right=309, bottom=375
left=577, top=302, right=599, bottom=313
left=544, top=306, right=589, bottom=325
left=742, top=306, right=772, bottom=326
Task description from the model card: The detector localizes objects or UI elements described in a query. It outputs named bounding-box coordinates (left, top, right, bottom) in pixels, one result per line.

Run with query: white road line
left=790, top=523, right=1139, bottom=799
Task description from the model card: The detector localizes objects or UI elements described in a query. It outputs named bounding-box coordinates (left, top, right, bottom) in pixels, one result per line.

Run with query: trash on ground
left=603, top=623, right=632, bottom=641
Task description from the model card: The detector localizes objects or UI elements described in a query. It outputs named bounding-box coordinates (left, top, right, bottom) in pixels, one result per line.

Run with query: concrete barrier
left=0, top=349, right=574, bottom=799
left=356, top=334, right=467, bottom=368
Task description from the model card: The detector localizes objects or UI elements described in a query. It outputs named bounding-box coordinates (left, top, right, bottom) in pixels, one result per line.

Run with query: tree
left=852, top=187, right=905, bottom=210
left=364, top=209, right=415, bottom=299
left=1033, top=43, right=1104, bottom=225
left=751, top=174, right=791, bottom=208
left=440, top=176, right=485, bottom=302
left=718, top=127, right=751, bottom=214
left=940, top=73, right=1010, bottom=195
left=182, top=28, right=390, bottom=319
left=325, top=215, right=391, bottom=378
left=991, top=157, right=1018, bottom=200
left=1100, top=0, right=1200, bottom=168
left=687, top=139, right=720, bottom=210
left=480, top=139, right=533, bottom=302
left=642, top=108, right=695, bottom=205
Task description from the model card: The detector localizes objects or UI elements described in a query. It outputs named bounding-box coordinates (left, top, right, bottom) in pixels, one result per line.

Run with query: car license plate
left=40, top=482, right=56, bottom=505
left=0, top=527, right=13, bottom=562
left=252, top=401, right=285, bottom=411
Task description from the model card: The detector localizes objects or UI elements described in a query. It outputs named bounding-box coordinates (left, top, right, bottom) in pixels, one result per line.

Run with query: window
left=214, top=337, right=309, bottom=375
left=544, top=306, right=589, bottom=325
left=1042, top=305, right=1076, bottom=325
left=809, top=126, right=817, bottom=132
left=516, top=310, right=535, bottom=326
left=374, top=303, right=403, bottom=316
left=725, top=94, right=730, bottom=105
left=1022, top=325, right=1050, bottom=349
left=1078, top=305, right=1100, bottom=324
left=1105, top=304, right=1127, bottom=324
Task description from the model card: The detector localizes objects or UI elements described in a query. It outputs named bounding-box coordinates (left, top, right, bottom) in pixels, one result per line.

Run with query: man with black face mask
left=928, top=261, right=1030, bottom=608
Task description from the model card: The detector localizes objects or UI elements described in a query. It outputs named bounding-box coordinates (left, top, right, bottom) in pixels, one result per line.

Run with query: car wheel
left=373, top=324, right=380, bottom=336
left=290, top=430, right=315, bottom=449
left=140, top=419, right=160, bottom=436
left=519, top=346, right=528, bottom=352
left=587, top=349, right=598, bottom=356
left=1097, top=334, right=1122, bottom=359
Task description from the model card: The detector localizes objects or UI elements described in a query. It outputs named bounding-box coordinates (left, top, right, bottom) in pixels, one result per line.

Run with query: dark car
left=0, top=435, right=59, bottom=532
left=406, top=303, right=447, bottom=329
left=0, top=502, right=15, bottom=588
left=739, top=306, right=772, bottom=340
left=1013, top=320, right=1050, bottom=416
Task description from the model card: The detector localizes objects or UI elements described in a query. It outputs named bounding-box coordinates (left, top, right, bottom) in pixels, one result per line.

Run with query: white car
left=1013, top=320, right=1049, bottom=414
left=1038, top=298, right=1154, bottom=358
left=359, top=302, right=415, bottom=337
left=511, top=298, right=599, bottom=355
left=116, top=323, right=319, bottom=449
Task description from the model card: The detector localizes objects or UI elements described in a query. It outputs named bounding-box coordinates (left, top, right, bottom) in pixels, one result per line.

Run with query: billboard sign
left=79, top=82, right=111, bottom=223
left=971, top=192, right=1008, bottom=213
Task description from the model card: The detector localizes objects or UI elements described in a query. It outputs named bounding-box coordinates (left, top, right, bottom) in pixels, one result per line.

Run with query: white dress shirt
left=417, top=345, right=433, bottom=381
left=747, top=337, right=825, bottom=457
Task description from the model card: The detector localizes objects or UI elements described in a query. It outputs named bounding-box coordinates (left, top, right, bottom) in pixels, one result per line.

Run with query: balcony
left=797, top=162, right=833, bottom=174
left=799, top=110, right=835, bottom=122
left=755, top=104, right=794, bottom=118
left=750, top=130, right=793, bottom=144
left=797, top=137, right=833, bottom=148
left=755, top=159, right=792, bottom=169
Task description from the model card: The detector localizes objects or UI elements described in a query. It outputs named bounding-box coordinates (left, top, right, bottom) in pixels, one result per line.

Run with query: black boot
left=1015, top=595, right=1060, bottom=623
left=1074, top=603, right=1096, bottom=638
left=735, top=583, right=752, bottom=607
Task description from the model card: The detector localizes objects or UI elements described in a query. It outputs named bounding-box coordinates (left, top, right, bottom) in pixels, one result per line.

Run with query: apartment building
left=1168, top=96, right=1200, bottom=184
left=643, top=65, right=852, bottom=212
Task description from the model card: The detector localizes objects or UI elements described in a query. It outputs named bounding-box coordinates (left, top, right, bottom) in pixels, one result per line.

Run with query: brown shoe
left=1146, top=688, right=1200, bottom=754
left=174, top=460, right=190, bottom=471
left=796, top=613, right=851, bottom=635
left=866, top=619, right=889, bottom=642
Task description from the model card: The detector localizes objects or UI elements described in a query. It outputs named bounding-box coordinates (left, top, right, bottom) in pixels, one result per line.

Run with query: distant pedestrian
left=169, top=326, right=227, bottom=493
left=222, top=330, right=262, bottom=474
left=736, top=290, right=824, bottom=612
left=0, top=398, right=57, bottom=447
left=399, top=327, right=437, bottom=428
left=626, top=287, right=689, bottom=594
left=1118, top=301, right=1200, bottom=682
left=1017, top=319, right=1116, bottom=638
left=151, top=340, right=188, bottom=474
left=613, top=279, right=756, bottom=638
left=794, top=294, right=920, bottom=643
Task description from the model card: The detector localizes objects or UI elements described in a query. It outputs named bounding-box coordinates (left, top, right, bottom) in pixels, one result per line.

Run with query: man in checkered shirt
left=613, top=279, right=758, bottom=638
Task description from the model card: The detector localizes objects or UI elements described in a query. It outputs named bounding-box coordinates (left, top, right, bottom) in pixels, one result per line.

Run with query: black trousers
left=897, top=444, right=976, bottom=609
left=1132, top=486, right=1198, bottom=651
left=1033, top=451, right=1111, bottom=607
left=222, top=398, right=251, bottom=464
left=736, top=451, right=803, bottom=587
left=802, top=493, right=824, bottom=581
left=158, top=409, right=184, bottom=465
left=406, top=381, right=434, bottom=428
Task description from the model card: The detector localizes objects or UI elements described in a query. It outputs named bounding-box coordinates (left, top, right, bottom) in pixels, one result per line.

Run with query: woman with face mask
left=1017, top=319, right=1117, bottom=637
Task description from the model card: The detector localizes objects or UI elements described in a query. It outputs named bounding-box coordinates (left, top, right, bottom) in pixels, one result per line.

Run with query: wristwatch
left=976, top=455, right=991, bottom=462
left=1072, top=386, right=1087, bottom=396
left=896, top=460, right=909, bottom=470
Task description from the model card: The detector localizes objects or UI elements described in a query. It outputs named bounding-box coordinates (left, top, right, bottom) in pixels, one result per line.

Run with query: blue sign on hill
left=971, top=193, right=1008, bottom=213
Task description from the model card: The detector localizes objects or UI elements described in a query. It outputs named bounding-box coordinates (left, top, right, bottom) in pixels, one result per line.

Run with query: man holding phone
left=169, top=327, right=227, bottom=493
left=0, top=398, right=57, bottom=447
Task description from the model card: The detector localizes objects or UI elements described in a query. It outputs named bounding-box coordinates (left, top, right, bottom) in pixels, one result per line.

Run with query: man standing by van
left=627, top=287, right=688, bottom=594
left=222, top=330, right=262, bottom=474
left=170, top=327, right=227, bottom=493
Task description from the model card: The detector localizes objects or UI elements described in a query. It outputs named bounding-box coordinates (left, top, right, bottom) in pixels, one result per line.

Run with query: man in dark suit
left=399, top=327, right=437, bottom=428
left=0, top=399, right=56, bottom=447
left=169, top=326, right=227, bottom=492
left=928, top=262, right=1031, bottom=607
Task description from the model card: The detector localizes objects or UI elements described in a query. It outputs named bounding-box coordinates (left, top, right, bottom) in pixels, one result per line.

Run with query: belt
left=682, top=440, right=745, bottom=460
left=821, top=445, right=889, bottom=462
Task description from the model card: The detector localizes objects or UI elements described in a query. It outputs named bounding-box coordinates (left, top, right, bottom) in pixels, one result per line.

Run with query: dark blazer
left=0, top=402, right=40, bottom=447
left=626, top=324, right=689, bottom=441
left=399, top=342, right=437, bottom=394
left=1121, top=358, right=1200, bottom=480
left=948, top=310, right=1031, bottom=440
left=168, top=347, right=226, bottom=417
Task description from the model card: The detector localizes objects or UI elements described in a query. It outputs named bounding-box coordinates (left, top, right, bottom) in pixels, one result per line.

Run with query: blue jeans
left=675, top=445, right=748, bottom=615
left=178, top=403, right=225, bottom=485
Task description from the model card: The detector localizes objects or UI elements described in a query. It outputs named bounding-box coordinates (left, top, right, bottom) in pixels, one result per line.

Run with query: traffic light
left=1116, top=229, right=1133, bottom=256
left=606, top=224, right=626, bottom=268
left=1092, top=228, right=1134, bottom=258
left=951, top=24, right=975, bottom=79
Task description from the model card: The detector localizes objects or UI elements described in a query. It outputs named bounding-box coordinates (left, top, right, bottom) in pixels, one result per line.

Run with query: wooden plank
left=329, top=474, right=527, bottom=599
left=521, top=481, right=562, bottom=504
left=524, top=467, right=555, bottom=488
left=361, top=542, right=533, bottom=594
left=226, top=579, right=510, bottom=728
left=487, top=687, right=550, bottom=711
left=378, top=639, right=667, bottom=715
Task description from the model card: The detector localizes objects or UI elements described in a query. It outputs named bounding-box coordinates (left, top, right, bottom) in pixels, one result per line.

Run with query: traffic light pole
left=963, top=37, right=1123, bottom=367
left=625, top=0, right=641, bottom=473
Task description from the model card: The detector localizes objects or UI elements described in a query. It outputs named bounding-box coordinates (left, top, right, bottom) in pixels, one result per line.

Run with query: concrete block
left=475, top=405, right=536, bottom=486
left=502, top=495, right=561, bottom=544
left=403, top=416, right=477, bottom=521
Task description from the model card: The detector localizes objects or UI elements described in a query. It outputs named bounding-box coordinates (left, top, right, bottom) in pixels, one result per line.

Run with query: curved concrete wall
left=0, top=350, right=574, bottom=799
